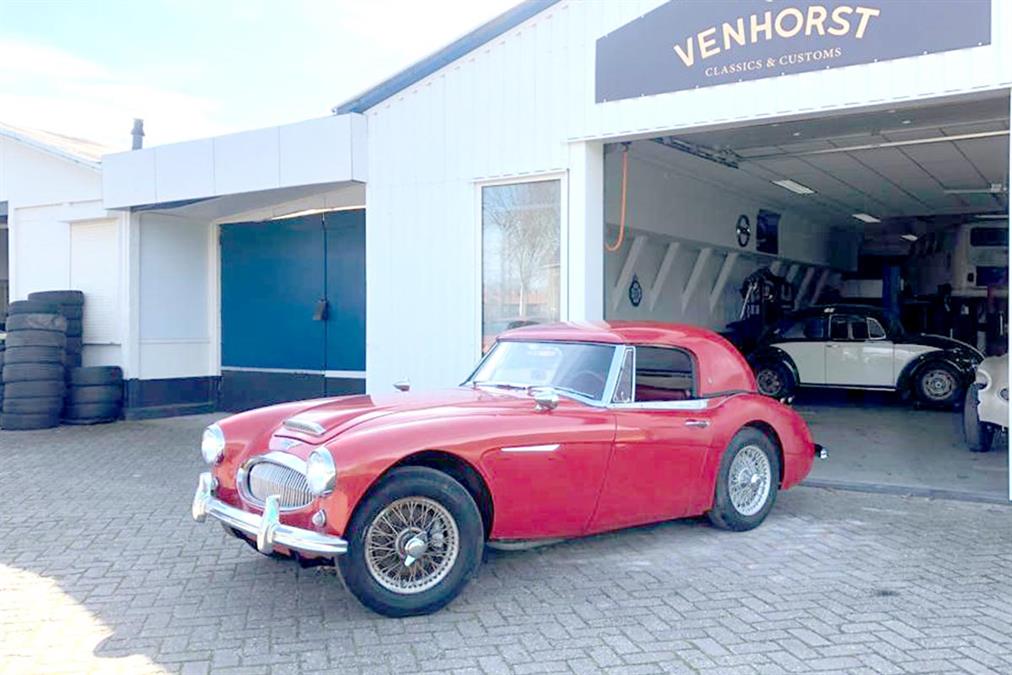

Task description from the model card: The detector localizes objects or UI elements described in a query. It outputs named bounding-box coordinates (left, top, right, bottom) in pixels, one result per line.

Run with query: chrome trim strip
left=283, top=417, right=326, bottom=436
left=501, top=443, right=560, bottom=453
left=192, top=472, right=347, bottom=557
left=610, top=398, right=710, bottom=411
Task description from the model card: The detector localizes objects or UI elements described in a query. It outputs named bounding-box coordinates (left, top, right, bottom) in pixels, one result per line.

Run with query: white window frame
left=473, top=171, right=569, bottom=362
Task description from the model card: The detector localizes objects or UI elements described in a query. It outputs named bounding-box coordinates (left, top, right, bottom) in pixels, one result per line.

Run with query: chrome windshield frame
left=463, top=339, right=625, bottom=408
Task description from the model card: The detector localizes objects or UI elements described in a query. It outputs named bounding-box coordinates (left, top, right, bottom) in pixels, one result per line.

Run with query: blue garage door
left=219, top=210, right=365, bottom=411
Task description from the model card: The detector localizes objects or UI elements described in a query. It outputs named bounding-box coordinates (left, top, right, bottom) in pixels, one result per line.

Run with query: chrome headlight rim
left=201, top=424, right=226, bottom=465
left=306, top=448, right=337, bottom=497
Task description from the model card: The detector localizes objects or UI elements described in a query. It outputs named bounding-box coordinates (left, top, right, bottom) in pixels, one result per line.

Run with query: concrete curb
left=801, top=478, right=1012, bottom=506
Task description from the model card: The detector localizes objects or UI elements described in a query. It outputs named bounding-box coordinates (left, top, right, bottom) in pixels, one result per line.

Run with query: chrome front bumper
left=191, top=472, right=348, bottom=557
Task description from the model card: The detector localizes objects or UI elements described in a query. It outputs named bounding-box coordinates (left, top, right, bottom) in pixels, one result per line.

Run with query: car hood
left=905, top=333, right=983, bottom=358
left=272, top=387, right=542, bottom=444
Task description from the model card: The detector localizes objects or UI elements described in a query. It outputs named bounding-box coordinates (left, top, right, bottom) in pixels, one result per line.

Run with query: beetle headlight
left=306, top=448, right=337, bottom=496
left=200, top=424, right=226, bottom=464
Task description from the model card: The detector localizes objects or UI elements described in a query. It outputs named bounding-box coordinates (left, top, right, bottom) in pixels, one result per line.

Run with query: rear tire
left=66, top=385, right=122, bottom=405
left=753, top=361, right=795, bottom=400
left=4, top=346, right=65, bottom=365
left=338, top=467, right=484, bottom=617
left=708, top=428, right=780, bottom=532
left=63, top=402, right=121, bottom=420
left=3, top=397, right=63, bottom=415
left=6, top=301, right=59, bottom=316
left=27, top=290, right=84, bottom=305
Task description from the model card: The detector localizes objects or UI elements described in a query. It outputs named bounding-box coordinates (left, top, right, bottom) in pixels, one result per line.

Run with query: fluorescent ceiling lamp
left=852, top=213, right=881, bottom=223
left=772, top=179, right=816, bottom=195
left=974, top=214, right=1008, bottom=220
left=900, top=233, right=919, bottom=242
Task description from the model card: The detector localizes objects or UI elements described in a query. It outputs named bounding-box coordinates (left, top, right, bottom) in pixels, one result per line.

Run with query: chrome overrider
left=191, top=472, right=348, bottom=557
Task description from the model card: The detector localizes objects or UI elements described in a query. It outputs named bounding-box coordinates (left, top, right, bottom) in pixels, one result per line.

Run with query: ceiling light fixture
left=901, top=233, right=919, bottom=242
left=852, top=213, right=882, bottom=223
left=772, top=179, right=816, bottom=195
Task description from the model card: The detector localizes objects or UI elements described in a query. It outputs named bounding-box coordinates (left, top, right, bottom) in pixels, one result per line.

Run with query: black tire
left=3, top=397, right=63, bottom=415
left=963, top=386, right=995, bottom=452
left=59, top=305, right=84, bottom=320
left=914, top=361, right=964, bottom=408
left=65, top=319, right=83, bottom=338
left=5, top=380, right=65, bottom=398
left=6, top=331, right=67, bottom=349
left=1, top=412, right=60, bottom=430
left=4, top=346, right=64, bottom=365
left=6, top=300, right=59, bottom=316
left=27, top=290, right=84, bottom=306
left=338, top=466, right=484, bottom=617
left=67, top=384, right=122, bottom=405
left=64, top=402, right=121, bottom=420
left=65, top=352, right=82, bottom=368
left=3, top=363, right=65, bottom=383
left=65, top=337, right=83, bottom=354
left=62, top=416, right=117, bottom=425
left=753, top=361, right=796, bottom=400
left=5, top=313, right=68, bottom=333
left=67, top=366, right=123, bottom=386
left=708, top=428, right=781, bottom=532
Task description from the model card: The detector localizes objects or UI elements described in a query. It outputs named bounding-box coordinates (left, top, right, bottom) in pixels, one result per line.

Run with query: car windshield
left=470, top=341, right=616, bottom=401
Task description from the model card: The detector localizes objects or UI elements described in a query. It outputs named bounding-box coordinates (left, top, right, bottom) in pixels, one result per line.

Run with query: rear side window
left=633, top=346, right=695, bottom=402
left=780, top=316, right=826, bottom=340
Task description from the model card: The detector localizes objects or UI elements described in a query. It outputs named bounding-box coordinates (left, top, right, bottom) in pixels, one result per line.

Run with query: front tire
left=338, top=466, right=484, bottom=617
left=708, top=428, right=781, bottom=531
left=914, top=362, right=963, bottom=408
left=963, top=385, right=995, bottom=452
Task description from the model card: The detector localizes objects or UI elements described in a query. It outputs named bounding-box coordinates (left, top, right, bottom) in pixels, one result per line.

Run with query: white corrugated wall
left=364, top=0, right=1012, bottom=393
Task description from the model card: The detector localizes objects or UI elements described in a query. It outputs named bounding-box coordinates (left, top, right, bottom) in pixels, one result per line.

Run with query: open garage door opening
left=603, top=92, right=1010, bottom=501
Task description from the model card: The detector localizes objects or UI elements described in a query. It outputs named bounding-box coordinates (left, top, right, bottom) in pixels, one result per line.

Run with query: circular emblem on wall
left=736, top=214, right=752, bottom=248
left=629, top=274, right=643, bottom=307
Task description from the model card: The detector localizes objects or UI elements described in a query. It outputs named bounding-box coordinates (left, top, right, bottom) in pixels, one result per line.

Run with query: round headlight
left=306, top=448, right=337, bottom=497
left=200, top=424, right=226, bottom=464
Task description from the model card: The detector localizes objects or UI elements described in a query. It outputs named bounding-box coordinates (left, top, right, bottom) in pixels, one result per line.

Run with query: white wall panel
left=214, top=127, right=279, bottom=196
left=69, top=219, right=121, bottom=345
left=11, top=208, right=70, bottom=296
left=364, top=0, right=1009, bottom=394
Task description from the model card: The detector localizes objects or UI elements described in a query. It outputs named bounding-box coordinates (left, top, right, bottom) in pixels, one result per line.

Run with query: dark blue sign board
left=596, top=0, right=992, bottom=102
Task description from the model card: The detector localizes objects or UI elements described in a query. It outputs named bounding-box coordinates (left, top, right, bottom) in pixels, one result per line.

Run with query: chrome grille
left=247, top=461, right=313, bottom=510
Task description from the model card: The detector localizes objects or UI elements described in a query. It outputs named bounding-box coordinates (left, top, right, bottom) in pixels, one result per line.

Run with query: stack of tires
left=28, top=291, right=84, bottom=367
left=1, top=301, right=67, bottom=430
left=64, top=367, right=124, bottom=424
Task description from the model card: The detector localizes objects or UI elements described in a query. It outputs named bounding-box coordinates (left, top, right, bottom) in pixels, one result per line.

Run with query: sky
left=0, top=0, right=517, bottom=151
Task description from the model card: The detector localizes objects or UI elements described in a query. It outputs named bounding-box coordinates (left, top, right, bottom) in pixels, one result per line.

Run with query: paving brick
left=0, top=414, right=1010, bottom=674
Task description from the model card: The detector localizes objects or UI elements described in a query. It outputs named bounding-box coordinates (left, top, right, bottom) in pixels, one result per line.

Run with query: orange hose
left=606, top=144, right=629, bottom=252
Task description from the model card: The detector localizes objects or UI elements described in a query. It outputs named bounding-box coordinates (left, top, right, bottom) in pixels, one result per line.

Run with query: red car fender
left=694, top=394, right=815, bottom=512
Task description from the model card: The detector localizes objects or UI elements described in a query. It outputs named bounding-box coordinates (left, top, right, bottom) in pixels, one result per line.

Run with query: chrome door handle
left=684, top=419, right=710, bottom=428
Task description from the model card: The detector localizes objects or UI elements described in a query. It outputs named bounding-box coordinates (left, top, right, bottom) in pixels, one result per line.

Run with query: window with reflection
left=481, top=180, right=561, bottom=351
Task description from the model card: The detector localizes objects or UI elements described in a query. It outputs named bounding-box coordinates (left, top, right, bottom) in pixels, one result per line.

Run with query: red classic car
left=193, top=321, right=825, bottom=617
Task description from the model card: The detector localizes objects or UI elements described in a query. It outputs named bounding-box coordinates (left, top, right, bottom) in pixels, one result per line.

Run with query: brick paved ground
left=1, top=414, right=1011, bottom=674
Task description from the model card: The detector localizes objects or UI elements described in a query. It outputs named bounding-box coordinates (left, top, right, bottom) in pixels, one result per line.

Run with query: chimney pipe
left=131, top=119, right=145, bottom=150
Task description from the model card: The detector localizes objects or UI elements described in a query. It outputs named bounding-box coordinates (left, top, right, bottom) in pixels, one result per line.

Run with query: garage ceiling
left=638, top=94, right=1009, bottom=243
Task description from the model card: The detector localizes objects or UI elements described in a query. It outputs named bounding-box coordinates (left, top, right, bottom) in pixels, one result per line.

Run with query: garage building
left=7, top=0, right=1012, bottom=501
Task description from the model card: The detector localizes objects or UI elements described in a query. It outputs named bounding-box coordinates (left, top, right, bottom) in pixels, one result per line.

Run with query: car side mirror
left=393, top=380, right=410, bottom=392
left=533, top=388, right=559, bottom=412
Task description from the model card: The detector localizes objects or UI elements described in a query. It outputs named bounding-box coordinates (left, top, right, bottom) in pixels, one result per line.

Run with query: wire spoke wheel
left=365, top=496, right=460, bottom=594
left=728, top=445, right=772, bottom=516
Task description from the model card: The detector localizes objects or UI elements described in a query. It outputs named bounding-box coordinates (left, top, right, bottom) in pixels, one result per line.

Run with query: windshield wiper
left=471, top=381, right=528, bottom=390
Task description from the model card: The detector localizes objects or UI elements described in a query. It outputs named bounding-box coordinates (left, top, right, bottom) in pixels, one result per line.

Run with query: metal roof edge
left=332, top=0, right=561, bottom=115
left=0, top=126, right=103, bottom=172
